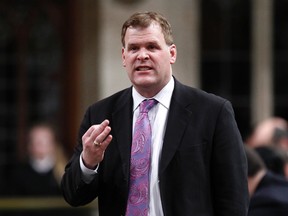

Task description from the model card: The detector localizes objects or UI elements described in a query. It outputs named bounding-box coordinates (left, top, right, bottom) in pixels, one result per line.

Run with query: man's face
left=122, top=23, right=176, bottom=97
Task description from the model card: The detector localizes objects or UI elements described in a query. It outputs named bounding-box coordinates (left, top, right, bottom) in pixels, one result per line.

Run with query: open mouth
left=136, top=66, right=152, bottom=71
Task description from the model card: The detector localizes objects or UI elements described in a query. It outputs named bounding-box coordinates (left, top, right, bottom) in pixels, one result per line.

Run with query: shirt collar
left=132, top=77, right=175, bottom=111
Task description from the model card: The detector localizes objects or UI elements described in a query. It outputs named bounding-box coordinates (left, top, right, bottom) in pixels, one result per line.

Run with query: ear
left=122, top=47, right=126, bottom=67
left=169, top=44, right=177, bottom=64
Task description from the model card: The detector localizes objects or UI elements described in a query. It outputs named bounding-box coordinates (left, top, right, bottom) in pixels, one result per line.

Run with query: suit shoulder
left=83, top=87, right=132, bottom=120
left=89, top=87, right=131, bottom=108
left=176, top=81, right=228, bottom=107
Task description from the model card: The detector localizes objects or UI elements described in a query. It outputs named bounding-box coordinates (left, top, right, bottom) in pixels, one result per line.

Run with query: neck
left=135, top=76, right=172, bottom=98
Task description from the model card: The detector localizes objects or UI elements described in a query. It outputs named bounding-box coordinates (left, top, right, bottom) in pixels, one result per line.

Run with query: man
left=245, top=146, right=288, bottom=216
left=61, top=11, right=249, bottom=215
left=246, top=117, right=288, bottom=148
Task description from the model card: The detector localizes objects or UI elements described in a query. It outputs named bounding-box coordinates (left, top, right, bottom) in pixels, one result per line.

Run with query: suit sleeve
left=61, top=107, right=99, bottom=207
left=212, top=101, right=249, bottom=216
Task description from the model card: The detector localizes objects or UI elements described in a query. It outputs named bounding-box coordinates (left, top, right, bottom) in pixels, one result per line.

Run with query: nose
left=137, top=49, right=149, bottom=61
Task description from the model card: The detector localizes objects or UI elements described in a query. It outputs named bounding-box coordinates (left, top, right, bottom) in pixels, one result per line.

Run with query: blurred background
left=0, top=0, right=287, bottom=215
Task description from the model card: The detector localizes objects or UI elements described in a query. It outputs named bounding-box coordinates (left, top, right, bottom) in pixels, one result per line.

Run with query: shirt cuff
left=79, top=152, right=99, bottom=183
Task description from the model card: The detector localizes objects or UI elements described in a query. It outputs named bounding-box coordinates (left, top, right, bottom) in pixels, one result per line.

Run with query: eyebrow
left=127, top=40, right=159, bottom=48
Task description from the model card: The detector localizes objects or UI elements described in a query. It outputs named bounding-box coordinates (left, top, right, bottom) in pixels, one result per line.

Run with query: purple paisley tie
left=126, top=99, right=158, bottom=216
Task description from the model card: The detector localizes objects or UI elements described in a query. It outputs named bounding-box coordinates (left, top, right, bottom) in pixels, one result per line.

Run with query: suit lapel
left=111, top=89, right=133, bottom=182
left=159, top=80, right=193, bottom=176
left=109, top=81, right=193, bottom=180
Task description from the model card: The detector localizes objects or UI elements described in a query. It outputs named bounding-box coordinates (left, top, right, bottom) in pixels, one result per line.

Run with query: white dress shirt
left=132, top=78, right=174, bottom=216
left=80, top=77, right=174, bottom=216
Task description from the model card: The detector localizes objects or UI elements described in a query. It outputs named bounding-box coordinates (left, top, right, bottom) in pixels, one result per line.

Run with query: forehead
left=124, top=23, right=165, bottom=45
left=30, top=127, right=52, bottom=138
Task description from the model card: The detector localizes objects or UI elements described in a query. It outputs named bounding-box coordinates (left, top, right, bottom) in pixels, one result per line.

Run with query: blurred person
left=273, top=128, right=288, bottom=151
left=5, top=122, right=93, bottom=216
left=10, top=122, right=67, bottom=196
left=254, top=145, right=286, bottom=176
left=61, top=11, right=249, bottom=215
left=246, top=117, right=288, bottom=179
left=272, top=128, right=288, bottom=179
left=246, top=117, right=288, bottom=148
left=245, top=145, right=288, bottom=216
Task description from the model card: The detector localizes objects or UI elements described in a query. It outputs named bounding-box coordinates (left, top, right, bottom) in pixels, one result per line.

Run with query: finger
left=83, top=120, right=110, bottom=145
left=83, top=125, right=96, bottom=139
left=96, top=134, right=113, bottom=150
left=94, top=126, right=111, bottom=144
left=89, top=134, right=112, bottom=164
left=90, top=120, right=110, bottom=139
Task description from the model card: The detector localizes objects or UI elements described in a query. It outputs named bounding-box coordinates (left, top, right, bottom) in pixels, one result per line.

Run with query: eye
left=128, top=45, right=138, bottom=52
left=148, top=44, right=156, bottom=50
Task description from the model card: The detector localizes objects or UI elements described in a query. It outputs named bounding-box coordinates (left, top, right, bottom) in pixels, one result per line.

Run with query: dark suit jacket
left=61, top=78, right=249, bottom=216
left=248, top=171, right=288, bottom=216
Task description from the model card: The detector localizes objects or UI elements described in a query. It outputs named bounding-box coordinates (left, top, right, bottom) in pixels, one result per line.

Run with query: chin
left=134, top=77, right=155, bottom=86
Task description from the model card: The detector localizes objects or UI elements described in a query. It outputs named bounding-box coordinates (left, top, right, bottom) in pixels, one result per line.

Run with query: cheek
left=125, top=64, right=134, bottom=80
left=124, top=56, right=136, bottom=69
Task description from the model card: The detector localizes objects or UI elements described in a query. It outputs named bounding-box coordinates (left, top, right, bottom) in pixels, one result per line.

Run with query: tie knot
left=140, top=99, right=158, bottom=113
